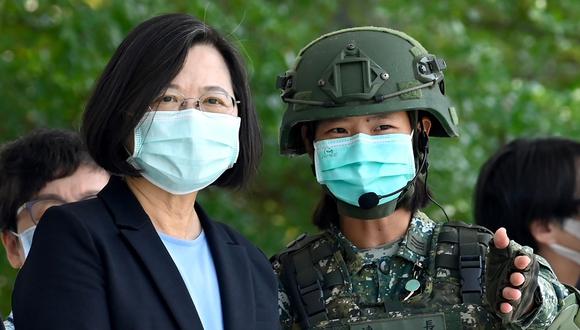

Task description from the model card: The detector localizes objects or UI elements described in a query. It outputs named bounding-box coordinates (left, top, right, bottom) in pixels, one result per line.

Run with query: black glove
left=485, top=240, right=540, bottom=324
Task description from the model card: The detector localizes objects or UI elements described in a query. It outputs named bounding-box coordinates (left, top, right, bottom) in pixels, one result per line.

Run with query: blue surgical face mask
left=128, top=109, right=241, bottom=194
left=314, top=133, right=416, bottom=207
left=17, top=225, right=36, bottom=259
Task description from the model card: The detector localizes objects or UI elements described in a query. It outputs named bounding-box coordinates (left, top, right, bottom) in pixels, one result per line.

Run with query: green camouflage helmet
left=277, top=27, right=459, bottom=155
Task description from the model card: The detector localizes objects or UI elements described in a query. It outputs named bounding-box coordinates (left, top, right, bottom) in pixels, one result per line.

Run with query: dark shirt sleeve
left=12, top=206, right=110, bottom=329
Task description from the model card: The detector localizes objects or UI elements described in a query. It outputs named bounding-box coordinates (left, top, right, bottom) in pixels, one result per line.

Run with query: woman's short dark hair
left=474, top=137, right=580, bottom=250
left=0, top=129, right=97, bottom=232
left=82, top=13, right=261, bottom=188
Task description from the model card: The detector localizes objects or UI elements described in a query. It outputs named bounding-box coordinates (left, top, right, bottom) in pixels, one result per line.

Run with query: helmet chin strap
left=334, top=183, right=416, bottom=220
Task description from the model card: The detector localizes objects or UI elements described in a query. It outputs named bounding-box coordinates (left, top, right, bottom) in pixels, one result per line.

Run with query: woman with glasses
left=11, top=14, right=278, bottom=330
left=0, top=128, right=110, bottom=330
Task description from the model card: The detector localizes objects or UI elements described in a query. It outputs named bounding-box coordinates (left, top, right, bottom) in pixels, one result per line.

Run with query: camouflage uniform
left=273, top=212, right=570, bottom=329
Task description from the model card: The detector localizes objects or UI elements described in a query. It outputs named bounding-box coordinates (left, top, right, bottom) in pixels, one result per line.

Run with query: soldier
left=272, top=27, right=579, bottom=329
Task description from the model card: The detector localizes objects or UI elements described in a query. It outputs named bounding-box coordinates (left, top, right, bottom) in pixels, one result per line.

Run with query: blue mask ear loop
left=127, top=108, right=159, bottom=163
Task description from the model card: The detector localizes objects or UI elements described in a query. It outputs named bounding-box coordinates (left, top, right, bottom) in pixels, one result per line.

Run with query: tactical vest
left=274, top=221, right=501, bottom=329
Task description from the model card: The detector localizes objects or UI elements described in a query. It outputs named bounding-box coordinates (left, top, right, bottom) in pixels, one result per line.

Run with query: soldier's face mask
left=313, top=133, right=415, bottom=207
left=549, top=218, right=580, bottom=265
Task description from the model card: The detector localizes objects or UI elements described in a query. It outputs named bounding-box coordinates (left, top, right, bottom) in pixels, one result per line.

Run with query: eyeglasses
left=149, top=90, right=240, bottom=115
left=16, top=196, right=68, bottom=225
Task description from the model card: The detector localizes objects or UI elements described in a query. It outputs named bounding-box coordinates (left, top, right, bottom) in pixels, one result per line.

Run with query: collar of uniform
left=331, top=211, right=436, bottom=274
left=331, top=227, right=375, bottom=274
left=395, top=211, right=436, bottom=267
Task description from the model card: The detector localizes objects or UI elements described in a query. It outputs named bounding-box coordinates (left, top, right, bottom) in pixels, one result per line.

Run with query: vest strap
left=436, top=221, right=492, bottom=305
left=276, top=233, right=341, bottom=328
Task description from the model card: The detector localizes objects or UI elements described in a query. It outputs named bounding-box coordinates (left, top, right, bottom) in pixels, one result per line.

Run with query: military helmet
left=277, top=27, right=459, bottom=155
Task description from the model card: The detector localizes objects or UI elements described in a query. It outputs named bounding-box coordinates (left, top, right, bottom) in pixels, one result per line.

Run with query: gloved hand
left=485, top=228, right=540, bottom=324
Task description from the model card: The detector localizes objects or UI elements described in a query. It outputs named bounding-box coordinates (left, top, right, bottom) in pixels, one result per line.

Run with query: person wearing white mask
left=11, top=14, right=279, bottom=330
left=475, top=137, right=580, bottom=289
left=0, top=128, right=110, bottom=330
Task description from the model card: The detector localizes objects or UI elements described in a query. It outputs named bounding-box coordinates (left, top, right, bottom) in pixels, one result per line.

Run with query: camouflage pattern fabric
left=273, top=212, right=572, bottom=329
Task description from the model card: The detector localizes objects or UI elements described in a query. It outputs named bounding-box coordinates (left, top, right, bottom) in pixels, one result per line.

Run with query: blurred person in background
left=12, top=13, right=278, bottom=330
left=0, top=128, right=110, bottom=330
left=475, top=137, right=580, bottom=290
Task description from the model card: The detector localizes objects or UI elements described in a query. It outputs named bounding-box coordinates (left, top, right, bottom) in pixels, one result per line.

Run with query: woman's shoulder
left=66, top=195, right=108, bottom=214
left=209, top=220, right=255, bottom=246
left=206, top=220, right=270, bottom=259
left=57, top=195, right=106, bottom=217
left=41, top=196, right=115, bottom=236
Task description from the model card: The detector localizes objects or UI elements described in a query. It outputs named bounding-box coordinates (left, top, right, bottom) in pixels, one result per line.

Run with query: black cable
left=424, top=166, right=450, bottom=222
left=418, top=119, right=450, bottom=223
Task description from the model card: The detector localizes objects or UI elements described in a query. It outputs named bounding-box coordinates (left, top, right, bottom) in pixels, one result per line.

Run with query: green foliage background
left=0, top=0, right=578, bottom=315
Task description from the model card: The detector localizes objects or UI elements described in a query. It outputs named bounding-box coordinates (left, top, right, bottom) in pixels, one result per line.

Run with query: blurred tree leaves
left=0, top=0, right=579, bottom=315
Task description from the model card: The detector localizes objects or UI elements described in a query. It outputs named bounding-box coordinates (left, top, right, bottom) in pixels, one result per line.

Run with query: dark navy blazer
left=13, top=176, right=278, bottom=329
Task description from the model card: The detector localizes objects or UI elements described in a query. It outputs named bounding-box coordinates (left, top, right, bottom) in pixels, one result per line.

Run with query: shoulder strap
left=435, top=221, right=493, bottom=304
left=273, top=232, right=344, bottom=329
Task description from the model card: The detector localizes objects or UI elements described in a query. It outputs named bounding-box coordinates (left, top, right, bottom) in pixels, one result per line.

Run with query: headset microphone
left=358, top=192, right=380, bottom=209
left=358, top=186, right=408, bottom=209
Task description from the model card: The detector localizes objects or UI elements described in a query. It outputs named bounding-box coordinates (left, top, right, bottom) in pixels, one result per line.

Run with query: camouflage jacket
left=272, top=212, right=572, bottom=329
